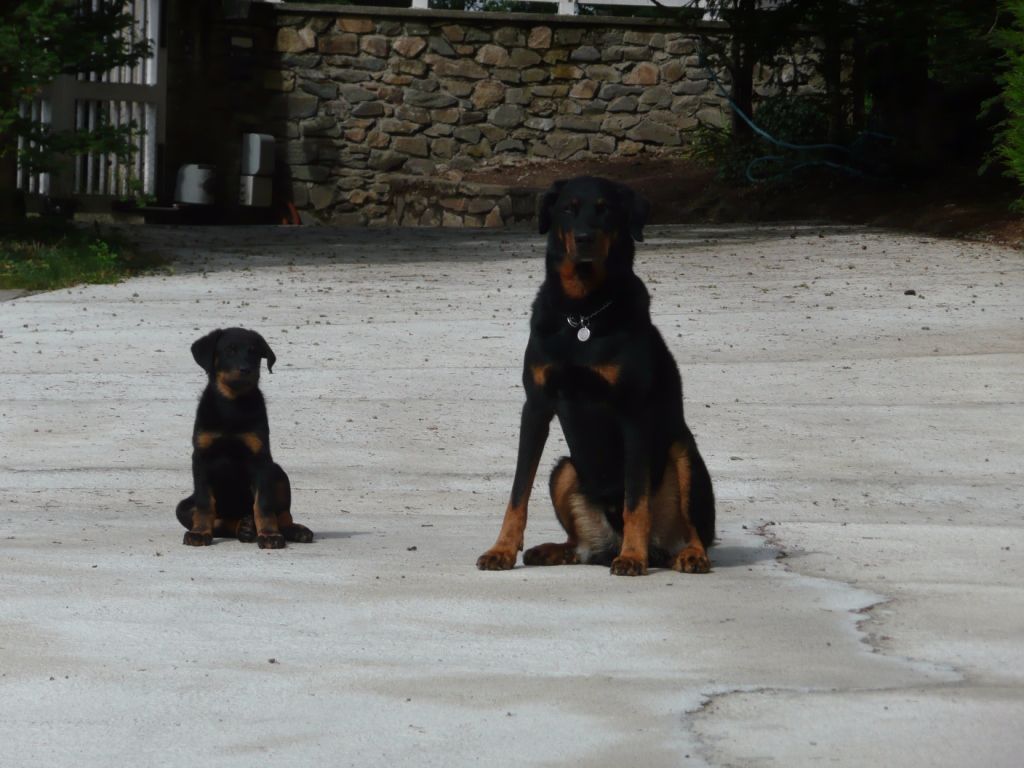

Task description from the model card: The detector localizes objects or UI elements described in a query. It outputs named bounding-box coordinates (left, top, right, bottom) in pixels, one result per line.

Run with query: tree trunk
left=851, top=36, right=865, bottom=132
left=730, top=33, right=755, bottom=145
left=0, top=132, right=25, bottom=225
left=822, top=25, right=844, bottom=144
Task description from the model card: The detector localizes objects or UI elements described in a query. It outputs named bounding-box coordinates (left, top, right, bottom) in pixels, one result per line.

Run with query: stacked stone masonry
left=247, top=7, right=730, bottom=226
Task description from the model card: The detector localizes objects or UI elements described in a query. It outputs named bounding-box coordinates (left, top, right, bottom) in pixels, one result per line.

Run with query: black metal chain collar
left=566, top=300, right=613, bottom=342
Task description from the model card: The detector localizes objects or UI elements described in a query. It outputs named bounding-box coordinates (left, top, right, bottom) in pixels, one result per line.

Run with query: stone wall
left=225, top=4, right=729, bottom=226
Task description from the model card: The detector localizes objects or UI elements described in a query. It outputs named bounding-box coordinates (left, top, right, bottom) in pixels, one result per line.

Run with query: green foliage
left=991, top=1, right=1024, bottom=207
left=690, top=95, right=832, bottom=182
left=859, top=0, right=999, bottom=90
left=0, top=0, right=151, bottom=174
left=689, top=123, right=751, bottom=180
left=755, top=94, right=830, bottom=146
left=0, top=220, right=155, bottom=290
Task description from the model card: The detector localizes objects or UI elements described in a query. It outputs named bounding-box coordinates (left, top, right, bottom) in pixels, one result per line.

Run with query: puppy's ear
left=538, top=179, right=567, bottom=235
left=618, top=183, right=650, bottom=242
left=191, top=330, right=222, bottom=375
left=253, top=332, right=276, bottom=373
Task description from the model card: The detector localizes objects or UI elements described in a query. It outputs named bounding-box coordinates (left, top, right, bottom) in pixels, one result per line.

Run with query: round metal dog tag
left=577, top=326, right=591, bottom=342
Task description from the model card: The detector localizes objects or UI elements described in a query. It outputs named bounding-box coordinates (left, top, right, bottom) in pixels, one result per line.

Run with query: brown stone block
left=393, top=136, right=429, bottom=157
left=471, top=80, right=506, bottom=109
left=361, top=36, right=389, bottom=57
left=476, top=44, right=510, bottom=67
left=441, top=24, right=465, bottom=43
left=528, top=26, right=552, bottom=50
left=393, top=36, right=427, bottom=58
left=569, top=79, right=598, bottom=99
left=277, top=27, right=316, bottom=54
left=319, top=34, right=358, bottom=55
left=337, top=17, right=374, bottom=34
left=624, top=62, right=660, bottom=86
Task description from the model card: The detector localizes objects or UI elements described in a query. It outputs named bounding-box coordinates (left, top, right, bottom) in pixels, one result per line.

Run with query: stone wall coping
left=388, top=174, right=544, bottom=197
left=256, top=1, right=727, bottom=32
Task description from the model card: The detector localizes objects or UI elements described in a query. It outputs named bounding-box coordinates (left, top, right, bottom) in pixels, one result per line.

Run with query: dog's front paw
left=672, top=546, right=711, bottom=574
left=183, top=531, right=213, bottom=547
left=610, top=554, right=648, bottom=576
left=257, top=533, right=286, bottom=550
left=477, top=548, right=517, bottom=570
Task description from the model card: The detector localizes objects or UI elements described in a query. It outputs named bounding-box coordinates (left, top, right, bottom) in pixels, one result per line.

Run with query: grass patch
left=0, top=218, right=160, bottom=291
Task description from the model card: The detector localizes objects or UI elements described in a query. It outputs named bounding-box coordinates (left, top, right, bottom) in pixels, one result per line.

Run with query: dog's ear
left=617, top=183, right=650, bottom=242
left=191, top=330, right=222, bottom=375
left=253, top=332, right=276, bottom=373
left=538, top=179, right=567, bottom=235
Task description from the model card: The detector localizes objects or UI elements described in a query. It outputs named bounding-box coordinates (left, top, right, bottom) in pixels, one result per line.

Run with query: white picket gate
left=17, top=0, right=165, bottom=202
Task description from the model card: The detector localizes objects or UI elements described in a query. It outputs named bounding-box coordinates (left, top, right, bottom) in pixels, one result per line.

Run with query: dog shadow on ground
left=710, top=543, right=780, bottom=569
left=308, top=530, right=370, bottom=541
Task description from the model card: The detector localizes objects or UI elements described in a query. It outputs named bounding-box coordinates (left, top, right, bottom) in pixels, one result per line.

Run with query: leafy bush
left=690, top=94, right=834, bottom=182
left=754, top=94, right=831, bottom=146
left=689, top=123, right=756, bottom=181
left=991, top=1, right=1024, bottom=207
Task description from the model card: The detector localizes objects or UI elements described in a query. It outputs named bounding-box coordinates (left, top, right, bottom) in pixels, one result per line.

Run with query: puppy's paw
left=476, top=548, right=517, bottom=570
left=610, top=554, right=648, bottom=576
left=236, top=518, right=257, bottom=543
left=183, top=531, right=213, bottom=547
left=257, top=533, right=286, bottom=550
left=283, top=524, right=314, bottom=543
left=671, top=546, right=711, bottom=574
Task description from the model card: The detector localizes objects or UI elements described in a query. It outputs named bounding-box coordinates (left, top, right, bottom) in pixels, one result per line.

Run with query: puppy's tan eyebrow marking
left=195, top=431, right=221, bottom=450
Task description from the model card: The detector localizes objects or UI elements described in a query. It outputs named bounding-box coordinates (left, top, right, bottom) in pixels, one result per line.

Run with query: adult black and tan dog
left=175, top=328, right=313, bottom=549
left=477, top=176, right=715, bottom=576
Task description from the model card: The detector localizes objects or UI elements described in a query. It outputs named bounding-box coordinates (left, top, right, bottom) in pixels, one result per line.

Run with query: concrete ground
left=0, top=224, right=1021, bottom=767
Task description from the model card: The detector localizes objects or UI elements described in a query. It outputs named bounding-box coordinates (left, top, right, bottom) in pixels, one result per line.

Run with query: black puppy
left=477, top=176, right=715, bottom=576
left=175, top=328, right=313, bottom=549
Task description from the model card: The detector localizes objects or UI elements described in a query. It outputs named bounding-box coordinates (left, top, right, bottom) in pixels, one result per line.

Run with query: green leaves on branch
left=0, top=0, right=151, bottom=170
left=990, top=1, right=1024, bottom=206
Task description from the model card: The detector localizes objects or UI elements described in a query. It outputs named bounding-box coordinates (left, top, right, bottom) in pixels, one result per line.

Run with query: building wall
left=213, top=4, right=731, bottom=226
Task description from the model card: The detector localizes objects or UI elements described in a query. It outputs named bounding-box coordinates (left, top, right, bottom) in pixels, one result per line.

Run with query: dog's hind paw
left=183, top=531, right=213, bottom=547
left=523, top=542, right=580, bottom=566
left=282, top=524, right=314, bottom=543
left=236, top=518, right=257, bottom=542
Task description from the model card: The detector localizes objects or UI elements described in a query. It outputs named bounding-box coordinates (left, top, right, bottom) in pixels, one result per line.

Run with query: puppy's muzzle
left=219, top=370, right=258, bottom=392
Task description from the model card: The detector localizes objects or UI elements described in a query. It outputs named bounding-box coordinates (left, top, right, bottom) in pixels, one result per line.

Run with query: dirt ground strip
left=0, top=224, right=1021, bottom=767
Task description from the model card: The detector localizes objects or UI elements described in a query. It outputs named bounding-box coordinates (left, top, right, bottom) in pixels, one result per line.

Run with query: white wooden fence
left=17, top=0, right=165, bottom=201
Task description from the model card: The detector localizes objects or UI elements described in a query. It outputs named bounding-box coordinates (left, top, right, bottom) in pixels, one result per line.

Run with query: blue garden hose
left=699, top=47, right=893, bottom=182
